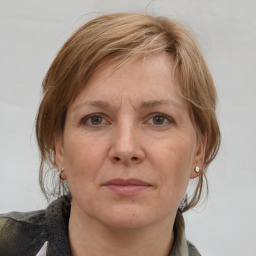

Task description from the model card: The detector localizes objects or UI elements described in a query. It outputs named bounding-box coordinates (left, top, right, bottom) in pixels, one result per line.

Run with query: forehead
left=70, top=53, right=185, bottom=111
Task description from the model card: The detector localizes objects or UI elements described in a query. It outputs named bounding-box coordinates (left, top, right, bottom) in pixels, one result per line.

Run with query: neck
left=68, top=204, right=175, bottom=256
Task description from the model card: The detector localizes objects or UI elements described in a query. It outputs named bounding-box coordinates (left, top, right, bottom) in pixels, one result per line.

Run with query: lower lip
left=104, top=185, right=151, bottom=195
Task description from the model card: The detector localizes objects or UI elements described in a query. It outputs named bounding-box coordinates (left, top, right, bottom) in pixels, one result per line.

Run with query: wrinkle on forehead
left=70, top=54, right=185, bottom=113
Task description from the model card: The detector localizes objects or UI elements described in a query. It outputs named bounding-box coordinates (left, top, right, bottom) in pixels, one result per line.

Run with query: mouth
left=102, top=178, right=152, bottom=196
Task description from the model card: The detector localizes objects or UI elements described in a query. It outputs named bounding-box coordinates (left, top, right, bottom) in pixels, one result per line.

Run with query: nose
left=109, top=123, right=145, bottom=165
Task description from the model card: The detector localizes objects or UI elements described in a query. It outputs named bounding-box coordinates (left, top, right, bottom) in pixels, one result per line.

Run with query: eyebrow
left=140, top=99, right=181, bottom=108
left=71, top=100, right=115, bottom=112
left=72, top=99, right=182, bottom=112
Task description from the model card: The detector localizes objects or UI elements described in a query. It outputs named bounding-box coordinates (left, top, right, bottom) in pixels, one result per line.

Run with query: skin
left=55, top=53, right=206, bottom=256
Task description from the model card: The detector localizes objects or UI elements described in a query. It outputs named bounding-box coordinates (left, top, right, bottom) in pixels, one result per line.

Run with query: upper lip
left=103, top=178, right=151, bottom=186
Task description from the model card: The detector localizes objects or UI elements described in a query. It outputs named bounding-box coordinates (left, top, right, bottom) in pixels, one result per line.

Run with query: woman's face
left=56, top=54, right=206, bottom=230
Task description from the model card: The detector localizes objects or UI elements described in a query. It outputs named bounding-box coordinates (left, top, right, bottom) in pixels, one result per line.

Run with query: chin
left=99, top=205, right=156, bottom=230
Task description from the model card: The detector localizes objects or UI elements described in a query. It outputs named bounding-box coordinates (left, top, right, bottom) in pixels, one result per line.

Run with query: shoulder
left=187, top=240, right=201, bottom=256
left=0, top=210, right=48, bottom=256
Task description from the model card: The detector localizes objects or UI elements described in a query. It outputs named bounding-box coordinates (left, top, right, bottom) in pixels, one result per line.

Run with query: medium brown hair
left=36, top=13, right=220, bottom=212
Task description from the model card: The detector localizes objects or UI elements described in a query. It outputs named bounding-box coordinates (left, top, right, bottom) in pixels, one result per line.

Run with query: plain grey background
left=0, top=1, right=256, bottom=255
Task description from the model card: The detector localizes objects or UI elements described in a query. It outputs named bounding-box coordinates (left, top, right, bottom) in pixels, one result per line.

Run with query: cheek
left=152, top=137, right=195, bottom=198
left=63, top=133, right=107, bottom=184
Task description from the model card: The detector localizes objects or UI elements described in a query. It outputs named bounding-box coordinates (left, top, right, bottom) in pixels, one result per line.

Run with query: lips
left=103, top=178, right=152, bottom=195
left=104, top=178, right=150, bottom=186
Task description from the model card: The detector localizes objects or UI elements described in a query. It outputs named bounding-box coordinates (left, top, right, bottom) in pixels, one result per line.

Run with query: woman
left=0, top=13, right=220, bottom=256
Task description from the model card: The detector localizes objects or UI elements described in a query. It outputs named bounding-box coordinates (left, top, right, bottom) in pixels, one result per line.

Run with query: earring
left=194, top=166, right=200, bottom=173
left=59, top=168, right=64, bottom=179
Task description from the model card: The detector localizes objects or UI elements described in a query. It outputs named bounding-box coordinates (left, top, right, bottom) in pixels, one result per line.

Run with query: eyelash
left=80, top=113, right=174, bottom=128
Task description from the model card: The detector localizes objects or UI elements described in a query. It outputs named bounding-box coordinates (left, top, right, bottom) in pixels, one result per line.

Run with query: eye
left=81, top=114, right=108, bottom=127
left=89, top=115, right=103, bottom=125
left=148, top=113, right=173, bottom=126
left=152, top=115, right=166, bottom=125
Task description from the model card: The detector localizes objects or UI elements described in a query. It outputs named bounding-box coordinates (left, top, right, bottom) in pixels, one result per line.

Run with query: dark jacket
left=0, top=196, right=201, bottom=256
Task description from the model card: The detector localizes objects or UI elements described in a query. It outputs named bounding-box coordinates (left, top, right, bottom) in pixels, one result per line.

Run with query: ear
left=55, top=136, right=67, bottom=180
left=190, top=136, right=207, bottom=179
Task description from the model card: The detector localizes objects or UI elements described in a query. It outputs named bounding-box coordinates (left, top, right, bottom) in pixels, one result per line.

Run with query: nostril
left=113, top=156, right=138, bottom=161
